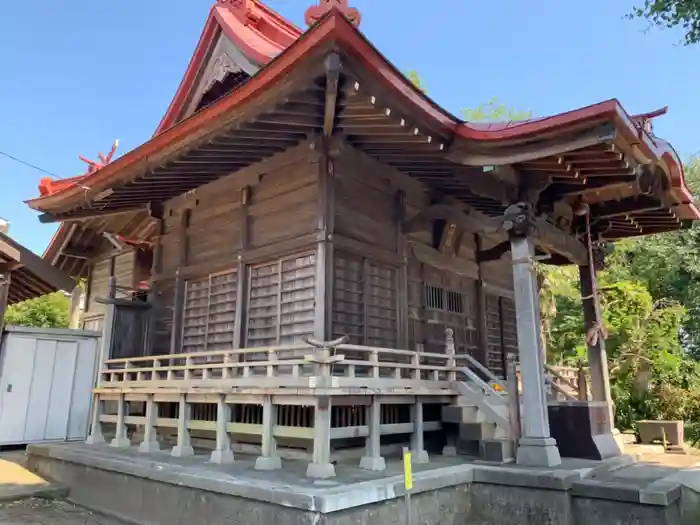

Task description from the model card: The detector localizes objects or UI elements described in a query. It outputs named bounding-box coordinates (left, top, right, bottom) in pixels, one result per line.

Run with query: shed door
left=0, top=339, right=35, bottom=444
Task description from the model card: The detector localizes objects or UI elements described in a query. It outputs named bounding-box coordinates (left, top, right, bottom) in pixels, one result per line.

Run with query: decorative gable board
left=175, top=32, right=260, bottom=127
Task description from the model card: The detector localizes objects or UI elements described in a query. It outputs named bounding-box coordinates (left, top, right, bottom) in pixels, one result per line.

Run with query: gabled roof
left=31, top=2, right=699, bottom=261
left=156, top=0, right=302, bottom=135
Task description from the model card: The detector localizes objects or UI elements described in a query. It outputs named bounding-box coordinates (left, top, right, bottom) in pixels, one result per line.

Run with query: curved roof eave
left=27, top=7, right=698, bottom=223
left=25, top=10, right=457, bottom=214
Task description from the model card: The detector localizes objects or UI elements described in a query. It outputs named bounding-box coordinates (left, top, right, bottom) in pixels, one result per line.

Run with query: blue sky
left=1, top=0, right=698, bottom=254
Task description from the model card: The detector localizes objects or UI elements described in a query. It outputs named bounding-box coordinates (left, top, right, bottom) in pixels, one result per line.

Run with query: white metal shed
left=0, top=326, right=100, bottom=446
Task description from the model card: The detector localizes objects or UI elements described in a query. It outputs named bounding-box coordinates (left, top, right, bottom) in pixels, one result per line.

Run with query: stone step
left=459, top=422, right=496, bottom=441
left=441, top=405, right=478, bottom=424
left=480, top=438, right=515, bottom=463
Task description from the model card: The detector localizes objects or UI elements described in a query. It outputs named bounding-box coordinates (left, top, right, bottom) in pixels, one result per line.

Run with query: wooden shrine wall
left=83, top=249, right=137, bottom=331
left=329, top=145, right=518, bottom=370
left=149, top=143, right=321, bottom=355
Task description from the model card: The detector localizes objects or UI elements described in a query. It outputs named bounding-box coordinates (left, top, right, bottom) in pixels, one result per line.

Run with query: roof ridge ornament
left=79, top=140, right=119, bottom=175
left=305, top=0, right=361, bottom=28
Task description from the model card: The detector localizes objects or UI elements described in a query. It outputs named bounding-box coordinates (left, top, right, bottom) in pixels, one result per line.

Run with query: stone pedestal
left=548, top=401, right=622, bottom=460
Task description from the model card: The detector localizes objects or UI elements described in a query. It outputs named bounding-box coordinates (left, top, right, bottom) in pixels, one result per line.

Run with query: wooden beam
left=533, top=217, right=588, bottom=266
left=589, top=196, right=663, bottom=221
left=477, top=241, right=510, bottom=263
left=0, top=232, right=75, bottom=292
left=449, top=123, right=616, bottom=166
left=323, top=53, right=342, bottom=138
left=39, top=206, right=148, bottom=224
left=405, top=202, right=588, bottom=265
left=403, top=204, right=502, bottom=236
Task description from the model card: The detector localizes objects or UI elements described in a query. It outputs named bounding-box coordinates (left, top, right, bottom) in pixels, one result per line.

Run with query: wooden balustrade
left=98, top=342, right=462, bottom=393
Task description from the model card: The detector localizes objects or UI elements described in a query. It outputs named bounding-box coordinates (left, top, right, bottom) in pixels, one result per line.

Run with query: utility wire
left=0, top=150, right=62, bottom=179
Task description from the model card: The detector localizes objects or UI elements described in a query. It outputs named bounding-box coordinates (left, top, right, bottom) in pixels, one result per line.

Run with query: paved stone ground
left=0, top=499, right=127, bottom=525
left=0, top=449, right=126, bottom=525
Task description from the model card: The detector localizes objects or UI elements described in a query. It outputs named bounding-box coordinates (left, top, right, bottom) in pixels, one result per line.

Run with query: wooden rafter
left=323, top=53, right=342, bottom=137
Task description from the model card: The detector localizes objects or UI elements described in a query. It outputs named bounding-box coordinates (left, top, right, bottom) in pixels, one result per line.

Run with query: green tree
left=629, top=0, right=700, bottom=45
left=5, top=292, right=70, bottom=329
left=463, top=97, right=532, bottom=122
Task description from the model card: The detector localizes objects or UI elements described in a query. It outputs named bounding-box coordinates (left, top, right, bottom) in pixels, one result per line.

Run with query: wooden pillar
left=233, top=186, right=250, bottom=350
left=139, top=394, right=160, bottom=453
left=394, top=190, right=409, bottom=348
left=97, top=276, right=117, bottom=384
left=86, top=394, right=105, bottom=445
left=359, top=396, right=386, bottom=471
left=255, top=395, right=282, bottom=470
left=171, top=394, right=194, bottom=457
left=410, top=398, right=429, bottom=463
left=69, top=284, right=82, bottom=329
left=210, top=394, right=234, bottom=464
left=474, top=235, right=490, bottom=366
left=110, top=393, right=131, bottom=448
left=170, top=209, right=190, bottom=354
left=509, top=234, right=561, bottom=467
left=314, top=139, right=335, bottom=341
left=306, top=396, right=335, bottom=479
left=0, top=271, right=10, bottom=329
left=579, top=265, right=613, bottom=418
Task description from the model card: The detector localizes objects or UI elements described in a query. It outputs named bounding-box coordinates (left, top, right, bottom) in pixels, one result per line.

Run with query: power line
left=0, top=150, right=62, bottom=179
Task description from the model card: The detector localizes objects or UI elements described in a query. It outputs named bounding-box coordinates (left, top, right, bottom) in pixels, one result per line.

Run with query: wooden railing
left=98, top=338, right=461, bottom=393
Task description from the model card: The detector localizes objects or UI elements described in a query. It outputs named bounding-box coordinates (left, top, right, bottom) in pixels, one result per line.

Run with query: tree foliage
left=5, top=292, right=70, bottom=329
left=629, top=0, right=700, bottom=45
left=544, top=159, right=700, bottom=441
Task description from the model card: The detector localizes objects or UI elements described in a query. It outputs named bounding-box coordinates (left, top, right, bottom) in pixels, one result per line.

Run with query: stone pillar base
left=593, top=432, right=623, bottom=459
left=516, top=437, right=561, bottom=467
left=138, top=440, right=161, bottom=454
left=412, top=449, right=430, bottom=464
left=255, top=456, right=282, bottom=471
left=86, top=433, right=105, bottom=446
left=442, top=445, right=457, bottom=457
left=109, top=437, right=131, bottom=449
left=359, top=455, right=386, bottom=471
left=171, top=445, right=194, bottom=458
left=209, top=449, right=234, bottom=464
left=306, top=462, right=336, bottom=479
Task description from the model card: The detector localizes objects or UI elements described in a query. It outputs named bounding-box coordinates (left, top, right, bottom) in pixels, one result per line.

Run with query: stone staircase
left=441, top=347, right=517, bottom=463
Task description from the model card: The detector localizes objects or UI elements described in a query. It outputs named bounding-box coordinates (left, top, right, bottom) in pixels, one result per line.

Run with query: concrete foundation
left=26, top=443, right=692, bottom=525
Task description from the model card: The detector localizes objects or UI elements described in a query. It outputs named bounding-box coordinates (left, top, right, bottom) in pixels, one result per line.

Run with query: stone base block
left=109, top=437, right=131, bottom=449
left=359, top=455, right=386, bottom=471
left=516, top=437, right=562, bottom=467
left=412, top=449, right=430, bottom=464
left=210, top=449, right=235, bottom=464
left=171, top=445, right=194, bottom=458
left=306, top=462, right=336, bottom=479
left=139, top=440, right=161, bottom=454
left=254, top=456, right=282, bottom=471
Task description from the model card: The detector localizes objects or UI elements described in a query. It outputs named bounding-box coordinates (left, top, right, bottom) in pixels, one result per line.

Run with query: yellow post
left=402, top=447, right=413, bottom=525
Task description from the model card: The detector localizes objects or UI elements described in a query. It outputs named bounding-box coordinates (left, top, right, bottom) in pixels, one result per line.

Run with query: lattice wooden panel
left=182, top=269, right=237, bottom=352
left=246, top=253, right=316, bottom=347
left=500, top=297, right=519, bottom=359
left=332, top=252, right=398, bottom=348
left=485, top=294, right=506, bottom=378
left=332, top=252, right=365, bottom=344
left=366, top=261, right=398, bottom=348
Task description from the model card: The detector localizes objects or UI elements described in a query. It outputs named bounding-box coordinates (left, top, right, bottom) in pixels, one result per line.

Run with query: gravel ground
left=0, top=499, right=128, bottom=525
